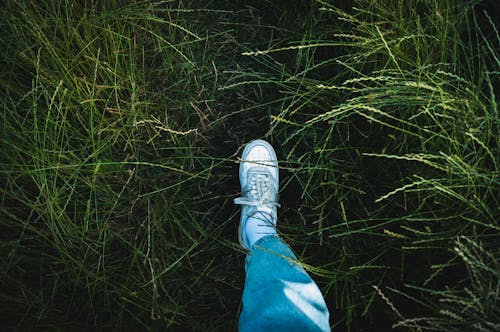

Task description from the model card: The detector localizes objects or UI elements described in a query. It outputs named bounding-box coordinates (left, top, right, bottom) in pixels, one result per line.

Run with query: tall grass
left=0, top=1, right=235, bottom=329
left=1, top=0, right=498, bottom=331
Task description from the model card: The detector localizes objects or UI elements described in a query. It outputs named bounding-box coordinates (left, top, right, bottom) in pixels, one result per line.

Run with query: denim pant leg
left=239, top=235, right=330, bottom=332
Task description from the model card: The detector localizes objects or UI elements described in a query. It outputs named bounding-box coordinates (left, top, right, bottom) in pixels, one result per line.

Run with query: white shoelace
left=234, top=171, right=281, bottom=208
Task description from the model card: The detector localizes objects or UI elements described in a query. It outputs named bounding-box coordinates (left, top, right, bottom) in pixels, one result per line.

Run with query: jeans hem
left=249, top=234, right=280, bottom=252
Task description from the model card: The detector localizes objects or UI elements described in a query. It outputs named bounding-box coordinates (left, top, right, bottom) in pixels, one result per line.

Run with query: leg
left=234, top=139, right=330, bottom=331
left=239, top=235, right=330, bottom=332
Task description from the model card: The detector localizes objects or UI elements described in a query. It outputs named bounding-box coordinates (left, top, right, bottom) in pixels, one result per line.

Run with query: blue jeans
left=239, top=235, right=330, bottom=331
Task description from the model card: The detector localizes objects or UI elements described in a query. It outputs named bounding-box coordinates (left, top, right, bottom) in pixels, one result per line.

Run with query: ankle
left=245, top=211, right=277, bottom=248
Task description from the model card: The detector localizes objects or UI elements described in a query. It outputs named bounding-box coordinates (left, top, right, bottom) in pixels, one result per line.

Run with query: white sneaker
left=234, top=139, right=280, bottom=251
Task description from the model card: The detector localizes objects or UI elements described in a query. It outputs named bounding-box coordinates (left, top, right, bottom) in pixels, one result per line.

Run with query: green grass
left=1, top=0, right=498, bottom=331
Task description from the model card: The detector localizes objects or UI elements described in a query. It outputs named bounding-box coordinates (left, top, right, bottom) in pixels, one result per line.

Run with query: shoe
left=234, top=139, right=280, bottom=251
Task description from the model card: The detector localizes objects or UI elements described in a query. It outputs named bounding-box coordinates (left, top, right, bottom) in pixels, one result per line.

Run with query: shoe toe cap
left=239, top=140, right=279, bottom=187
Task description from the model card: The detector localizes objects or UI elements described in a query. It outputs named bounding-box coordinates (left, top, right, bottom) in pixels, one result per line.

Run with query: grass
left=1, top=0, right=498, bottom=331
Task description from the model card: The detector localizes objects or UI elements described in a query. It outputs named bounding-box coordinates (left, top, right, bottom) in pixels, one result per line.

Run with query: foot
left=234, top=139, right=280, bottom=251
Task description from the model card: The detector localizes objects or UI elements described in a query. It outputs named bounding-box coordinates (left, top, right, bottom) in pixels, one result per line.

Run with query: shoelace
left=234, top=172, right=281, bottom=208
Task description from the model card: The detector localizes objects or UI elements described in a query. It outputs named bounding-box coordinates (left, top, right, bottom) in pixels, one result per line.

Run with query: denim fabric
left=239, top=235, right=330, bottom=332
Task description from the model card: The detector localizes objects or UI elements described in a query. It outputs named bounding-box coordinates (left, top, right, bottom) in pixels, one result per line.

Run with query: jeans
left=239, top=235, right=330, bottom=331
